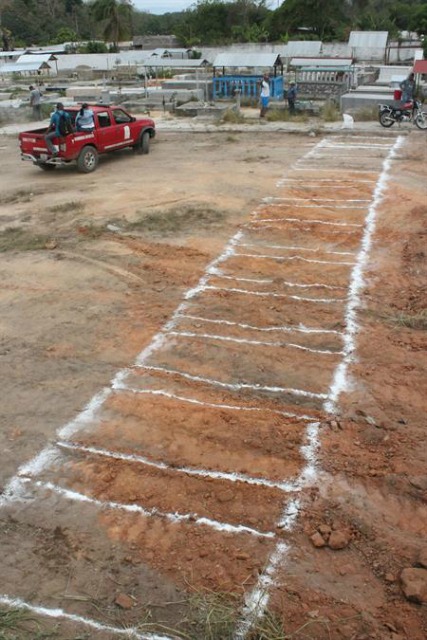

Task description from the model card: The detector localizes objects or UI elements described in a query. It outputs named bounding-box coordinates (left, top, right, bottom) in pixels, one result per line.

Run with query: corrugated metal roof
left=213, top=52, right=282, bottom=68
left=348, top=31, right=388, bottom=49
left=17, top=53, right=56, bottom=64
left=139, top=58, right=209, bottom=68
left=281, top=41, right=322, bottom=58
left=25, top=45, right=67, bottom=54
left=0, top=49, right=25, bottom=58
left=151, top=48, right=190, bottom=57
left=0, top=61, right=51, bottom=73
left=290, top=57, right=353, bottom=68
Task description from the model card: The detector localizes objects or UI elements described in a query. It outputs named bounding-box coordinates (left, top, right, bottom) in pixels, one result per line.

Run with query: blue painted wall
left=213, top=75, right=284, bottom=100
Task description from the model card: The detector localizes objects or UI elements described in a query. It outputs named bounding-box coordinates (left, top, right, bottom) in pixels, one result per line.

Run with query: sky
left=132, top=0, right=198, bottom=14
left=132, top=0, right=277, bottom=14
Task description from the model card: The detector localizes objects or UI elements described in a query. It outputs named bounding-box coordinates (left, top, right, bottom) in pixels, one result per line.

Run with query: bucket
left=393, top=89, right=402, bottom=101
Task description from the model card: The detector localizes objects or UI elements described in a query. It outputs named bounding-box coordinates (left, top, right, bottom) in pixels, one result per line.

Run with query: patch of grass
left=0, top=607, right=60, bottom=640
left=248, top=610, right=287, bottom=639
left=265, top=108, right=290, bottom=122
left=184, top=590, right=239, bottom=640
left=389, top=309, right=427, bottom=330
left=75, top=223, right=106, bottom=239
left=0, top=190, right=36, bottom=205
left=0, top=605, right=92, bottom=639
left=49, top=201, right=85, bottom=215
left=0, top=227, right=52, bottom=252
left=320, top=101, right=341, bottom=122
left=221, top=109, right=246, bottom=124
left=266, top=109, right=309, bottom=123
left=130, top=204, right=226, bottom=237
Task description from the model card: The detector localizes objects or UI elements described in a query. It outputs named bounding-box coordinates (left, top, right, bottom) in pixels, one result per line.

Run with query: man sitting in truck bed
left=44, top=103, right=72, bottom=157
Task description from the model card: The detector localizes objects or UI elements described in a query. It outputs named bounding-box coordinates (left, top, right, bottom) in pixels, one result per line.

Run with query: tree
left=90, top=0, right=133, bottom=50
left=0, top=0, right=12, bottom=49
left=270, top=0, right=346, bottom=40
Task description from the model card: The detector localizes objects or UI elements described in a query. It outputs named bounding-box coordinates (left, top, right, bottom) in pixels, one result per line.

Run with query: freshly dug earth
left=0, top=128, right=426, bottom=640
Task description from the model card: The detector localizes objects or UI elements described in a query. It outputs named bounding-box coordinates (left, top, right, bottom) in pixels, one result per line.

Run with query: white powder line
left=239, top=242, right=356, bottom=256
left=259, top=202, right=367, bottom=209
left=319, top=144, right=395, bottom=149
left=234, top=136, right=405, bottom=640
left=211, top=273, right=273, bottom=284
left=22, top=478, right=275, bottom=539
left=0, top=595, right=173, bottom=640
left=211, top=273, right=346, bottom=290
left=137, top=364, right=328, bottom=400
left=57, top=387, right=112, bottom=440
left=277, top=178, right=376, bottom=183
left=255, top=217, right=362, bottom=228
left=324, top=135, right=405, bottom=413
left=309, top=154, right=388, bottom=160
left=263, top=197, right=371, bottom=203
left=276, top=184, right=374, bottom=189
left=169, top=330, right=342, bottom=356
left=179, top=314, right=344, bottom=336
left=203, top=284, right=344, bottom=304
left=233, top=251, right=355, bottom=266
left=234, top=542, right=289, bottom=639
left=112, top=385, right=317, bottom=422
left=57, top=441, right=299, bottom=493
left=293, top=167, right=376, bottom=174
left=248, top=223, right=360, bottom=236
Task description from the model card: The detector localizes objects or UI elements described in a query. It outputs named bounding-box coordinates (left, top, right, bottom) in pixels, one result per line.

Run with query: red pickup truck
left=19, top=104, right=155, bottom=173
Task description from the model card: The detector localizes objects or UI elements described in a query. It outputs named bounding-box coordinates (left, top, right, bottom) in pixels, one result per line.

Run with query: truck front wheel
left=133, top=131, right=150, bottom=155
left=77, top=146, right=99, bottom=173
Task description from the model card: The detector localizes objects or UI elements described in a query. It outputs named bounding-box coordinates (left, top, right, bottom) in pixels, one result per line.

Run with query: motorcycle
left=378, top=99, right=427, bottom=130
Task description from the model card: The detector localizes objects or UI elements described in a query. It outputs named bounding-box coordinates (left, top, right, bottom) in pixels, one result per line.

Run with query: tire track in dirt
left=0, top=134, right=403, bottom=639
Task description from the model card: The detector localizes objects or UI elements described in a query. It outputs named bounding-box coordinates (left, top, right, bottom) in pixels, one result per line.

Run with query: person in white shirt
left=259, top=74, right=270, bottom=117
left=75, top=103, right=95, bottom=132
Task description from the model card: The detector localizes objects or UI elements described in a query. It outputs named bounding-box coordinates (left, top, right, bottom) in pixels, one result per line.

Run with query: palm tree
left=90, top=0, right=133, bottom=51
left=0, top=0, right=12, bottom=50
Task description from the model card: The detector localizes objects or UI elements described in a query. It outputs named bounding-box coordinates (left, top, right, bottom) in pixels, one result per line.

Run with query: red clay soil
left=0, top=130, right=426, bottom=639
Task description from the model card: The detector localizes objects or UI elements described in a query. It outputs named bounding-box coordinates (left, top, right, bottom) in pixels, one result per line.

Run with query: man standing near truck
left=29, top=85, right=41, bottom=120
left=44, top=103, right=72, bottom=157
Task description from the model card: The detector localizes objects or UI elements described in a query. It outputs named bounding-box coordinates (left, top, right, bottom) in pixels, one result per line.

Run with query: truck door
left=94, top=109, right=132, bottom=151
left=110, top=108, right=136, bottom=149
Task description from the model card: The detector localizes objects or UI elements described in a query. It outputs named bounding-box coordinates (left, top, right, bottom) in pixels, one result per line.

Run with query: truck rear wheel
left=77, top=146, right=99, bottom=173
left=134, top=131, right=150, bottom=155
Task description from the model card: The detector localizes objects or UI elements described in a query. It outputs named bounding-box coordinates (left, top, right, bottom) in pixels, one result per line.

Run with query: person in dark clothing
left=287, top=82, right=297, bottom=114
left=399, top=72, right=416, bottom=103
left=44, top=102, right=72, bottom=156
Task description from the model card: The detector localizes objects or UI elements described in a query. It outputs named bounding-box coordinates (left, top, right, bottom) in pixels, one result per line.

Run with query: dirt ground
left=0, top=125, right=426, bottom=640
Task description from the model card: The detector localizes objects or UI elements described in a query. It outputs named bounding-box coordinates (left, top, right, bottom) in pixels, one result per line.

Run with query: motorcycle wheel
left=379, top=111, right=395, bottom=128
left=414, top=112, right=427, bottom=130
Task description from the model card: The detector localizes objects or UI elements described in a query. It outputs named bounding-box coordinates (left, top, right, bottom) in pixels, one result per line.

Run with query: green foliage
left=80, top=40, right=108, bottom=53
left=1, top=0, right=426, bottom=48
left=52, top=27, right=78, bottom=44
left=90, top=0, right=133, bottom=47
